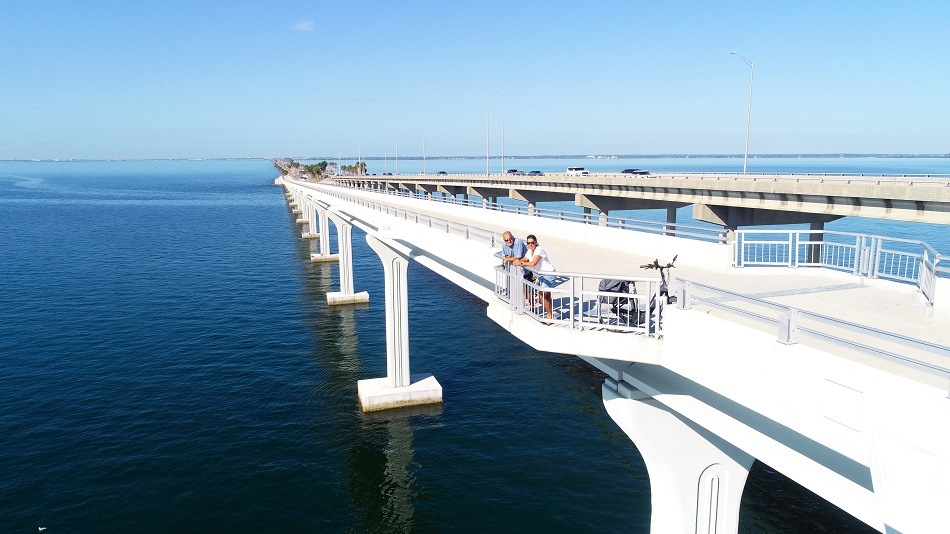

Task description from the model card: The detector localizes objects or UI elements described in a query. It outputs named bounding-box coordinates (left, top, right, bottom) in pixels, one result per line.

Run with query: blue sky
left=2, top=1, right=948, bottom=160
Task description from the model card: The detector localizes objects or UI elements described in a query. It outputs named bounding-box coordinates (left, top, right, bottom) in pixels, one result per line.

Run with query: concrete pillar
left=358, top=234, right=442, bottom=412
left=598, top=210, right=608, bottom=227
left=665, top=207, right=677, bottom=237
left=808, top=220, right=825, bottom=265
left=301, top=197, right=318, bottom=239
left=324, top=211, right=369, bottom=305
left=528, top=201, right=536, bottom=217
left=309, top=205, right=336, bottom=261
left=604, top=383, right=753, bottom=533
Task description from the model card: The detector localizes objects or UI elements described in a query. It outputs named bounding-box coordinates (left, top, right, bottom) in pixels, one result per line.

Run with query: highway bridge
left=278, top=173, right=948, bottom=534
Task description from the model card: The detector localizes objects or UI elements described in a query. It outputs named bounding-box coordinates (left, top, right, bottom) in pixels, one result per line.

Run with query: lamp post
left=730, top=51, right=754, bottom=173
left=422, top=139, right=426, bottom=174
left=487, top=92, right=506, bottom=176
left=493, top=116, right=505, bottom=174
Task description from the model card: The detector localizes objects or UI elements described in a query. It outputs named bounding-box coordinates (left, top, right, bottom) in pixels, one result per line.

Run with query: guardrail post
left=512, top=268, right=524, bottom=314
left=676, top=281, right=691, bottom=310
left=778, top=308, right=798, bottom=345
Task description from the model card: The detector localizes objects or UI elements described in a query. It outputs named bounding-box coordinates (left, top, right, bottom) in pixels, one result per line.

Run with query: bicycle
left=641, top=255, right=678, bottom=305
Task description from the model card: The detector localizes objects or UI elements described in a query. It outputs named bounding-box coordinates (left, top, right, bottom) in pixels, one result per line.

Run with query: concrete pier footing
left=327, top=290, right=370, bottom=305
left=310, top=253, right=339, bottom=263
left=358, top=374, right=443, bottom=412
left=301, top=232, right=319, bottom=239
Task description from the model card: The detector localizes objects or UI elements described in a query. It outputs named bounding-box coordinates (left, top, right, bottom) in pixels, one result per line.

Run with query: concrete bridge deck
left=341, top=171, right=950, bottom=225
left=323, top=181, right=948, bottom=382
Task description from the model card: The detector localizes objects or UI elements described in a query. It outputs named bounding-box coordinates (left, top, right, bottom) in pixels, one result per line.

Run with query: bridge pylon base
left=311, top=253, right=339, bottom=263
left=604, top=380, right=753, bottom=533
left=358, top=374, right=443, bottom=412
left=327, top=291, right=369, bottom=305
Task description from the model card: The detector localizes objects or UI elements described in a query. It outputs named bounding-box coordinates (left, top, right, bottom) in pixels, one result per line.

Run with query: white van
left=566, top=167, right=589, bottom=176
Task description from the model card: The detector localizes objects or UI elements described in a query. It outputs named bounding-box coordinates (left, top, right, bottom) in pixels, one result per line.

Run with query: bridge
left=277, top=172, right=949, bottom=534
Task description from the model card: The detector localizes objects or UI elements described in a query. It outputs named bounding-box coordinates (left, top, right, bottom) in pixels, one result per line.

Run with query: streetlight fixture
left=487, top=92, right=506, bottom=176
left=730, top=51, right=754, bottom=173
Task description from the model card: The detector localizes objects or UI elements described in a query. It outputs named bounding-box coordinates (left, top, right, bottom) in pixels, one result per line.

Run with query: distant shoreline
left=3, top=153, right=949, bottom=163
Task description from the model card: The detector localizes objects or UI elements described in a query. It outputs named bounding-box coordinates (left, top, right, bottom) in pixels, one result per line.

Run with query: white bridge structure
left=278, top=173, right=948, bottom=534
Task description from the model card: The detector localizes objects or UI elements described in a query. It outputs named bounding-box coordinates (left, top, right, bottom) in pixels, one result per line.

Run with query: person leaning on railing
left=514, top=234, right=558, bottom=320
left=501, top=230, right=531, bottom=282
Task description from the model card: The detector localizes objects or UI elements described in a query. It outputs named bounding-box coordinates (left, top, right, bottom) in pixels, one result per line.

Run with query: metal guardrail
left=288, top=181, right=665, bottom=334
left=676, top=279, right=950, bottom=396
left=494, top=264, right=664, bottom=335
left=337, top=171, right=950, bottom=188
left=734, top=229, right=944, bottom=304
left=340, top=183, right=728, bottom=243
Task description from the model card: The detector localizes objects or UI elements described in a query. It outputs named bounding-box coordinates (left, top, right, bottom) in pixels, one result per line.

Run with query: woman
left=513, top=234, right=557, bottom=319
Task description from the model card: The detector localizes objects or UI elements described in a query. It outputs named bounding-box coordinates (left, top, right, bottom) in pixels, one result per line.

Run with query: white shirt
left=526, top=245, right=556, bottom=273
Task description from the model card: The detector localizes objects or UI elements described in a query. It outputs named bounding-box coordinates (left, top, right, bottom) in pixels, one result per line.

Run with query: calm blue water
left=3, top=158, right=938, bottom=531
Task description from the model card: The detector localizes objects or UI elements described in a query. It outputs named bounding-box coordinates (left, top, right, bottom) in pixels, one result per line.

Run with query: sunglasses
left=526, top=241, right=537, bottom=245
left=504, top=237, right=514, bottom=243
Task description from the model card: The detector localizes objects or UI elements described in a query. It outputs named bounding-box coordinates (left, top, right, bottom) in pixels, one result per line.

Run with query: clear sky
left=2, top=1, right=948, bottom=160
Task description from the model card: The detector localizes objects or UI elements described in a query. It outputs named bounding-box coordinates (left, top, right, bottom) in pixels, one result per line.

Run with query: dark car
left=382, top=172, right=393, bottom=176
left=526, top=170, right=544, bottom=176
left=620, top=168, right=650, bottom=175
left=437, top=171, right=447, bottom=175
left=505, top=169, right=522, bottom=175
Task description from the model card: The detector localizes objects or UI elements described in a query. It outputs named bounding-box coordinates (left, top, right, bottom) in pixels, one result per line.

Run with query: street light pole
left=493, top=116, right=505, bottom=174
left=487, top=92, right=506, bottom=176
left=422, top=139, right=426, bottom=174
left=730, top=51, right=754, bottom=173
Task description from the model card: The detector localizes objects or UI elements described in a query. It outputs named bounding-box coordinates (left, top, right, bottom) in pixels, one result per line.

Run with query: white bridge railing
left=297, top=182, right=666, bottom=334
left=677, top=278, right=950, bottom=396
left=735, top=229, right=946, bottom=303
left=494, top=264, right=665, bottom=335
left=345, top=183, right=728, bottom=243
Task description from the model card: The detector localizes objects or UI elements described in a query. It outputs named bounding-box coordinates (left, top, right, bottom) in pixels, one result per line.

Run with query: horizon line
left=4, top=152, right=950, bottom=163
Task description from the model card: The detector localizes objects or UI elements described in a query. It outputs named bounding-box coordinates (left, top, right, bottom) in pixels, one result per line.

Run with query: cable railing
left=677, top=279, right=950, bottom=396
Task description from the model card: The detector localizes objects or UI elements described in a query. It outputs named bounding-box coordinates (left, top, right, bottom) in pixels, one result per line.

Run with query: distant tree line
left=276, top=158, right=366, bottom=179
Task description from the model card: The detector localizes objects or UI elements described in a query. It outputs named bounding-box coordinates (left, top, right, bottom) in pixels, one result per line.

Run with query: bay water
left=4, top=157, right=944, bottom=531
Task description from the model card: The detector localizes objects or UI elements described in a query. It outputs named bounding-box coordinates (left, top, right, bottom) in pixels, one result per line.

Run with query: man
left=501, top=230, right=531, bottom=281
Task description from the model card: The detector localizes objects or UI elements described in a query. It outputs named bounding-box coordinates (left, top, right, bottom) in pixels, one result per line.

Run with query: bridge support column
left=301, top=197, right=319, bottom=238
left=807, top=221, right=825, bottom=264
left=598, top=210, right=608, bottom=226
left=665, top=207, right=677, bottom=236
left=310, top=207, right=337, bottom=261
left=603, top=381, right=753, bottom=533
left=358, top=234, right=442, bottom=412
left=324, top=211, right=368, bottom=305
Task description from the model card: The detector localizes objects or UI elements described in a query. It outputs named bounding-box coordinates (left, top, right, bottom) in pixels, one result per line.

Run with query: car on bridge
left=620, top=168, right=650, bottom=175
left=527, top=170, right=544, bottom=176
left=437, top=171, right=447, bottom=175
left=506, top=169, right=524, bottom=175
left=566, top=167, right=589, bottom=176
